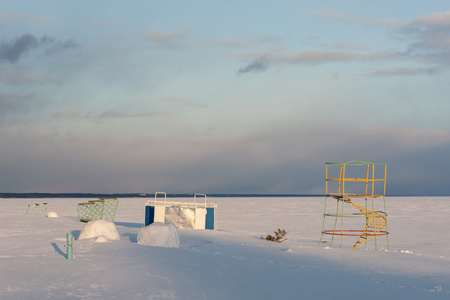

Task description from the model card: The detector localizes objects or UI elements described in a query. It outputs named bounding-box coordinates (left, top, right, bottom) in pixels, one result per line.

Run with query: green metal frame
left=26, top=203, right=48, bottom=215
left=319, top=160, right=389, bottom=250
left=77, top=198, right=119, bottom=222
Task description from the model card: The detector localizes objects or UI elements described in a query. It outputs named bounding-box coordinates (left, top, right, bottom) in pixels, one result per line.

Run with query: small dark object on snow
left=261, top=228, right=287, bottom=243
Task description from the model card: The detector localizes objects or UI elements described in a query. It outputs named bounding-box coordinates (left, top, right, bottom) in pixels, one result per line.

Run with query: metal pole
left=66, top=233, right=73, bottom=259
left=371, top=164, right=378, bottom=250
left=319, top=195, right=329, bottom=246
left=383, top=164, right=390, bottom=251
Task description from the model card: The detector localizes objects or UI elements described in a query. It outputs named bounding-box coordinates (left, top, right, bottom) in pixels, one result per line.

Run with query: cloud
left=234, top=10, right=450, bottom=76
left=235, top=50, right=394, bottom=73
left=274, top=51, right=366, bottom=64
left=321, top=42, right=369, bottom=50
left=200, top=38, right=251, bottom=48
left=228, top=11, right=450, bottom=77
left=43, top=38, right=78, bottom=56
left=254, top=35, right=283, bottom=44
left=307, top=8, right=399, bottom=27
left=283, top=50, right=396, bottom=64
left=144, top=30, right=188, bottom=49
left=145, top=30, right=284, bottom=52
left=368, top=18, right=400, bottom=26
left=199, top=36, right=282, bottom=48
left=368, top=66, right=441, bottom=76
left=0, top=70, right=64, bottom=85
left=146, top=30, right=182, bottom=42
left=0, top=10, right=57, bottom=22
left=0, top=34, right=78, bottom=64
left=312, top=9, right=357, bottom=22
left=237, top=57, right=268, bottom=74
left=375, top=12, right=450, bottom=70
left=49, top=110, right=167, bottom=121
left=0, top=34, right=39, bottom=63
left=1, top=124, right=449, bottom=195
left=412, top=11, right=450, bottom=26
left=0, top=93, right=49, bottom=116
left=161, top=96, right=212, bottom=108
left=400, top=11, right=450, bottom=65
left=96, top=111, right=167, bottom=119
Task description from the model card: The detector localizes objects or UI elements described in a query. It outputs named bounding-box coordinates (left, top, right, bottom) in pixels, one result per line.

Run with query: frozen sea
left=1, top=196, right=450, bottom=299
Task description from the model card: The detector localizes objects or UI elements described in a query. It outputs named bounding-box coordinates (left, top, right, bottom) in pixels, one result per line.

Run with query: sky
left=1, top=1, right=450, bottom=195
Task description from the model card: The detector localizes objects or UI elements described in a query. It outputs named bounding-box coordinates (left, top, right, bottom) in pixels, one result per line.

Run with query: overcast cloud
left=1, top=1, right=450, bottom=195
left=0, top=33, right=78, bottom=63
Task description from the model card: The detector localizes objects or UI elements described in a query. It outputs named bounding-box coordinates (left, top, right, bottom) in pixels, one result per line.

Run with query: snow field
left=1, top=196, right=450, bottom=299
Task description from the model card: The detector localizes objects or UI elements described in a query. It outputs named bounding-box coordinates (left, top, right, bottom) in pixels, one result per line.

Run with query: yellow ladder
left=342, top=198, right=387, bottom=249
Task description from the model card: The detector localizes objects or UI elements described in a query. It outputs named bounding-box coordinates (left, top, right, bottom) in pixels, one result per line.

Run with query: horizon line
left=0, top=192, right=448, bottom=198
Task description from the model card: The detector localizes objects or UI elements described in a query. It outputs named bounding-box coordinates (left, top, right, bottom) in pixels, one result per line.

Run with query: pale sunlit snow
left=1, top=196, right=450, bottom=299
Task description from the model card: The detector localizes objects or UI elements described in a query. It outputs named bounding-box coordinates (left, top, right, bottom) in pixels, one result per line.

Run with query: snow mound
left=95, top=235, right=110, bottom=243
left=47, top=212, right=58, bottom=218
left=78, top=220, right=120, bottom=241
left=137, top=222, right=180, bottom=248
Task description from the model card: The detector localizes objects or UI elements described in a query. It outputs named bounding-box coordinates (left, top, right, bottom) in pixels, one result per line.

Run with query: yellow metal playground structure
left=319, top=161, right=389, bottom=250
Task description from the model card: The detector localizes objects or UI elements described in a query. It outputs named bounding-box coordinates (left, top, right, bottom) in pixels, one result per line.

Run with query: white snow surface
left=78, top=219, right=120, bottom=241
left=1, top=196, right=450, bottom=299
left=137, top=222, right=180, bottom=248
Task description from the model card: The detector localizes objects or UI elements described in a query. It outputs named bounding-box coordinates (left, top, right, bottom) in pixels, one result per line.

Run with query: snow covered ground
left=1, top=196, right=450, bottom=299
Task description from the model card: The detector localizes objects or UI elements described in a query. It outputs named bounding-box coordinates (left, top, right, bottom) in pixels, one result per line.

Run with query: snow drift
left=47, top=211, right=58, bottom=218
left=137, top=222, right=180, bottom=248
left=78, top=219, right=120, bottom=241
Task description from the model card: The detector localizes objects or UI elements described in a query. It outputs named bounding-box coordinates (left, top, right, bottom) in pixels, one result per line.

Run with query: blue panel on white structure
left=145, top=206, right=155, bottom=226
left=205, top=207, right=215, bottom=230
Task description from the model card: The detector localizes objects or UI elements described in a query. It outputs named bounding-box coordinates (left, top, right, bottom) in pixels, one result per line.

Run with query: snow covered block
left=137, top=223, right=180, bottom=248
left=164, top=207, right=195, bottom=229
left=47, top=211, right=58, bottom=218
left=78, top=219, right=120, bottom=241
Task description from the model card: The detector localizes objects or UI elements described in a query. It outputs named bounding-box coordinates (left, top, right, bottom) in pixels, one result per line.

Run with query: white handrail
left=194, top=193, right=207, bottom=208
left=154, top=192, right=167, bottom=206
